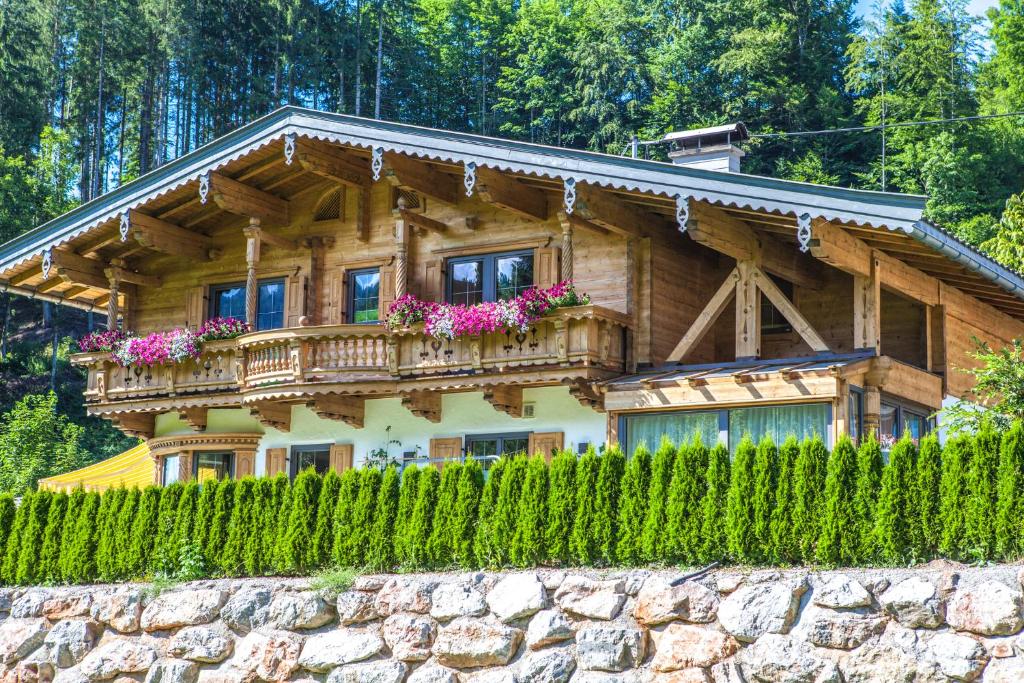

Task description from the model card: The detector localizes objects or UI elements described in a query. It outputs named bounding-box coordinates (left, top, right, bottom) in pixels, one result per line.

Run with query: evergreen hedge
left=7, top=422, right=1024, bottom=586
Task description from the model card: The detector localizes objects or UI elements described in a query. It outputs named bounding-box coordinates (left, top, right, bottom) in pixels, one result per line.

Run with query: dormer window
left=446, top=250, right=534, bottom=305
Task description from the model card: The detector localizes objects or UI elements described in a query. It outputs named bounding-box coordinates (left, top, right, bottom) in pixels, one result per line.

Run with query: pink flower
left=78, top=328, right=131, bottom=353
left=197, top=317, right=250, bottom=342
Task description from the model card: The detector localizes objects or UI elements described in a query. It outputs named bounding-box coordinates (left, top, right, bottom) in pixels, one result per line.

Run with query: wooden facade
left=2, top=107, right=1022, bottom=475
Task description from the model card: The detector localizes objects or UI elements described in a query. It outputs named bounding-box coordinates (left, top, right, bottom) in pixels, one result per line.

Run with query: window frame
left=289, top=443, right=333, bottom=478
left=445, top=250, right=535, bottom=305
left=848, top=386, right=865, bottom=444
left=162, top=455, right=181, bottom=486
left=207, top=278, right=287, bottom=331
left=879, top=397, right=934, bottom=444
left=347, top=267, right=382, bottom=324
left=760, top=275, right=794, bottom=335
left=464, top=431, right=532, bottom=462
left=192, top=451, right=234, bottom=481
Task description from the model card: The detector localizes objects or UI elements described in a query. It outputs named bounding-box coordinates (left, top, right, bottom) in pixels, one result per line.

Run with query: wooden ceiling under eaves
left=4, top=135, right=1024, bottom=321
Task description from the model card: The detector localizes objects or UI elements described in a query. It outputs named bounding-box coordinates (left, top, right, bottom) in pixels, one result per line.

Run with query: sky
left=855, top=0, right=999, bottom=19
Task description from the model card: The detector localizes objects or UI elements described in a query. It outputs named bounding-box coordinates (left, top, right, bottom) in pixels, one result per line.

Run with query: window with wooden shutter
left=379, top=263, right=396, bottom=318
left=286, top=273, right=308, bottom=327
left=423, top=259, right=445, bottom=303
left=534, top=247, right=561, bottom=288
left=178, top=452, right=194, bottom=483
left=265, top=448, right=288, bottom=477
left=429, top=437, right=463, bottom=470
left=185, top=286, right=208, bottom=329
left=235, top=450, right=256, bottom=478
left=329, top=444, right=354, bottom=474
left=528, top=431, right=564, bottom=462
left=326, top=271, right=347, bottom=324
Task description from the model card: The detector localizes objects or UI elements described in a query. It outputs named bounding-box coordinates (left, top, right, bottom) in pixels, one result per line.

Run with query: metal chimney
left=662, top=122, right=749, bottom=173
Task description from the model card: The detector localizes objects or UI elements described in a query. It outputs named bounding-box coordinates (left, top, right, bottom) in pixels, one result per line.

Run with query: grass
left=310, top=565, right=359, bottom=592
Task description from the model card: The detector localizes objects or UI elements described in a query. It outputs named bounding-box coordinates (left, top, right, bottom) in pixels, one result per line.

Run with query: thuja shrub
left=666, top=438, right=707, bottom=564
left=816, top=436, right=859, bottom=565
left=0, top=491, right=29, bottom=584
left=427, top=462, right=463, bottom=567
left=726, top=436, right=757, bottom=563
left=0, top=494, right=16, bottom=579
left=207, top=480, right=234, bottom=572
left=280, top=468, right=322, bottom=573
left=641, top=437, right=677, bottom=563
left=95, top=487, right=126, bottom=581
left=965, top=421, right=1001, bottom=560
left=451, top=459, right=484, bottom=567
left=698, top=443, right=730, bottom=563
left=544, top=450, right=577, bottom=564
left=939, top=435, right=972, bottom=559
left=366, top=466, right=400, bottom=571
left=125, top=486, right=159, bottom=578
left=59, top=489, right=88, bottom=582
left=16, top=490, right=52, bottom=585
left=569, top=448, right=601, bottom=565
left=512, top=455, right=549, bottom=567
left=65, top=492, right=101, bottom=584
left=113, top=488, right=140, bottom=579
left=333, top=469, right=362, bottom=567
left=769, top=436, right=800, bottom=564
left=872, top=438, right=918, bottom=564
left=751, top=436, right=778, bottom=563
left=490, top=456, right=528, bottom=568
left=916, top=435, right=942, bottom=556
left=192, top=479, right=219, bottom=560
left=853, top=436, right=883, bottom=561
left=223, top=477, right=256, bottom=576
left=38, top=492, right=68, bottom=583
left=615, top=444, right=651, bottom=566
left=595, top=445, right=626, bottom=565
left=409, top=466, right=441, bottom=568
left=995, top=423, right=1024, bottom=558
left=392, top=465, right=420, bottom=566
left=792, top=437, right=828, bottom=564
left=270, top=474, right=293, bottom=573
left=346, top=467, right=381, bottom=567
left=311, top=471, right=341, bottom=569
left=152, top=482, right=183, bottom=572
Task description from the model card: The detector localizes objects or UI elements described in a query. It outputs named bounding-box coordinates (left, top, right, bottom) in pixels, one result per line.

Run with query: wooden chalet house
left=0, top=108, right=1021, bottom=483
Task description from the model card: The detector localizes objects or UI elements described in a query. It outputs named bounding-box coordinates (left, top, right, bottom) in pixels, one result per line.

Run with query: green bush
left=569, top=448, right=601, bottom=565
left=451, top=459, right=484, bottom=567
left=280, top=468, right=322, bottom=574
left=939, top=435, right=972, bottom=558
left=667, top=437, right=708, bottom=564
left=727, top=436, right=757, bottom=563
left=965, top=421, right=1001, bottom=559
left=512, top=455, right=549, bottom=567
left=791, top=437, right=828, bottom=563
left=270, top=474, right=293, bottom=573
left=38, top=491, right=67, bottom=582
left=16, top=490, right=52, bottom=584
left=853, top=436, right=883, bottom=561
left=544, top=450, right=577, bottom=565
left=410, top=466, right=441, bottom=568
left=125, top=486, right=159, bottom=579
left=192, top=479, right=219, bottom=560
left=223, top=477, right=255, bottom=576
left=392, top=465, right=420, bottom=567
left=64, top=492, right=101, bottom=584
left=347, top=467, right=381, bottom=567
left=769, top=436, right=800, bottom=564
left=113, top=488, right=140, bottom=579
left=873, top=438, right=918, bottom=564
left=333, top=469, right=362, bottom=566
left=995, top=423, right=1024, bottom=558
left=95, top=487, right=126, bottom=581
left=491, top=456, right=528, bottom=567
left=751, top=436, right=778, bottom=563
left=0, top=494, right=16, bottom=573
left=152, top=481, right=183, bottom=572
left=207, top=480, right=234, bottom=572
left=641, top=437, right=677, bottom=563
left=816, top=436, right=859, bottom=565
left=165, top=482, right=200, bottom=574
left=916, top=435, right=942, bottom=556
left=427, top=462, right=463, bottom=567
left=595, top=445, right=625, bottom=565
left=698, top=443, right=730, bottom=563
left=615, top=444, right=650, bottom=566
left=367, top=465, right=400, bottom=571
left=0, top=490, right=29, bottom=584
left=310, top=471, right=340, bottom=569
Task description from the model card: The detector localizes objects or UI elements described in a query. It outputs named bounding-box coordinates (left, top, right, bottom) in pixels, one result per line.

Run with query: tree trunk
left=374, top=1, right=384, bottom=119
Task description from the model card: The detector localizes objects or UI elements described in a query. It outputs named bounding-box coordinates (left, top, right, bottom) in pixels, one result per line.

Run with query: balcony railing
left=237, top=325, right=392, bottom=387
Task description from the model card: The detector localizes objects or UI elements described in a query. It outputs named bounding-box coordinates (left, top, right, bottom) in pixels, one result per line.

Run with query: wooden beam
left=295, top=140, right=370, bottom=187
left=854, top=256, right=881, bottom=352
left=207, top=172, right=290, bottom=226
left=308, top=394, right=365, bottom=429
left=875, top=249, right=940, bottom=306
left=111, top=413, right=155, bottom=439
left=127, top=209, right=219, bottom=261
left=10, top=266, right=41, bottom=286
left=667, top=267, right=739, bottom=362
left=483, top=384, right=523, bottom=418
left=51, top=250, right=160, bottom=288
left=179, top=407, right=208, bottom=432
left=736, top=261, right=761, bottom=359
left=105, top=265, right=161, bottom=288
left=383, top=153, right=459, bottom=205
left=37, top=277, right=67, bottom=293
left=476, top=167, right=549, bottom=221
left=400, top=390, right=442, bottom=423
left=400, top=209, right=448, bottom=236
left=572, top=184, right=654, bottom=238
left=249, top=401, right=292, bottom=432
left=753, top=266, right=829, bottom=352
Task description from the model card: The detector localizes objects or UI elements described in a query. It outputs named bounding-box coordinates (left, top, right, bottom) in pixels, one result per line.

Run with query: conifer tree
left=816, top=436, right=859, bottom=565
left=726, top=436, right=758, bottom=563
left=65, top=492, right=101, bottom=584
left=152, top=481, right=183, bottom=573
left=280, top=468, right=321, bottom=574
left=37, top=491, right=67, bottom=583
left=916, top=434, right=942, bottom=558
left=939, top=435, right=973, bottom=558
left=393, top=465, right=420, bottom=567
left=333, top=469, right=362, bottom=566
left=207, top=480, right=234, bottom=573
left=792, top=437, right=828, bottom=563
left=97, top=488, right=128, bottom=581
left=965, top=420, right=1001, bottom=559
left=124, top=486, right=160, bottom=579
left=367, top=465, right=400, bottom=571
left=192, top=479, right=219, bottom=559
left=270, top=474, right=293, bottom=573
left=310, top=470, right=341, bottom=569
left=1, top=491, right=30, bottom=584
left=223, top=477, right=255, bottom=576
left=112, top=488, right=139, bottom=580
left=751, top=435, right=778, bottom=563
left=0, top=494, right=16, bottom=570
left=15, top=490, right=51, bottom=584
left=451, top=459, right=484, bottom=567
left=427, top=462, right=463, bottom=567
left=410, top=466, right=441, bottom=568
left=698, top=444, right=731, bottom=563
left=641, top=437, right=677, bottom=562
left=512, top=454, right=549, bottom=567
left=666, top=437, right=709, bottom=564
left=544, top=450, right=576, bottom=565
left=569, top=448, right=601, bottom=565
left=347, top=467, right=381, bottom=567
left=873, top=438, right=918, bottom=564
left=166, top=482, right=200, bottom=574
left=995, top=423, right=1024, bottom=559
left=852, top=435, right=883, bottom=561
left=490, top=456, right=527, bottom=567
left=91, top=489, right=115, bottom=581
left=769, top=436, right=800, bottom=564
left=594, top=445, right=625, bottom=565
left=615, top=444, right=651, bottom=566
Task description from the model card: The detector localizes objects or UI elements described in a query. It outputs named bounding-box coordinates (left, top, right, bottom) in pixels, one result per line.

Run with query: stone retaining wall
left=3, top=564, right=1024, bottom=683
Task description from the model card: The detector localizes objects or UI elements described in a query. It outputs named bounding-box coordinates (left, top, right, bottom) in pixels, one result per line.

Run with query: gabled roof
left=0, top=105, right=1021, bottom=316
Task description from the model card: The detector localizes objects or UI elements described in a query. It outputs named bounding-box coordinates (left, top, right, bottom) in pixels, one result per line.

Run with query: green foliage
left=165, top=482, right=200, bottom=574
left=939, top=435, right=973, bottom=558
left=392, top=465, right=420, bottom=567
left=544, top=451, right=577, bottom=565
left=916, top=435, right=942, bottom=556
left=491, top=456, right=528, bottom=567
left=366, top=466, right=400, bottom=571
left=427, top=462, right=463, bottom=567
left=642, top=438, right=676, bottom=562
left=192, top=480, right=219, bottom=563
left=451, top=459, right=484, bottom=567
left=310, top=566, right=359, bottom=593
left=410, top=466, right=441, bottom=568
left=206, top=480, right=234, bottom=573
left=112, top=488, right=139, bottom=579
left=615, top=445, right=651, bottom=566
left=727, top=437, right=758, bottom=563
left=965, top=421, right=1001, bottom=559
left=222, top=477, right=255, bottom=576
left=569, top=448, right=601, bottom=565
left=152, top=482, right=182, bottom=573
left=57, top=489, right=86, bottom=581
left=265, top=474, right=290, bottom=573
left=37, top=492, right=67, bottom=582
left=280, top=469, right=322, bottom=574
left=817, top=437, right=859, bottom=565
left=942, top=339, right=1024, bottom=434
left=0, top=494, right=15, bottom=570
left=512, top=455, right=549, bottom=567
left=311, top=471, right=341, bottom=569
left=594, top=446, right=626, bottom=565
left=751, top=436, right=778, bottom=563
left=995, top=423, right=1024, bottom=558
left=768, top=437, right=800, bottom=564
left=698, top=444, right=731, bottom=564
left=853, top=436, right=884, bottom=560
left=348, top=468, right=381, bottom=567
left=64, top=492, right=100, bottom=584
left=16, top=489, right=51, bottom=584
left=873, top=439, right=918, bottom=564
left=333, top=469, right=362, bottom=567
left=124, top=486, right=159, bottom=579
left=0, top=392, right=84, bottom=495
left=666, top=438, right=708, bottom=564
left=1, top=491, right=29, bottom=583
left=95, top=487, right=126, bottom=581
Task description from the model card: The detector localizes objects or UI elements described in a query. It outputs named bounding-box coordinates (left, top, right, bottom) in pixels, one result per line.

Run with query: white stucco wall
left=154, top=386, right=607, bottom=474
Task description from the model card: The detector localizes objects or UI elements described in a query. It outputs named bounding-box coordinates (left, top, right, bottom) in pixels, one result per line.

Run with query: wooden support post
left=106, top=261, right=121, bottom=329
left=854, top=255, right=881, bottom=352
left=394, top=200, right=410, bottom=298
left=244, top=220, right=261, bottom=328
left=559, top=213, right=574, bottom=283
left=863, top=385, right=881, bottom=440
left=735, top=261, right=761, bottom=360
left=667, top=268, right=739, bottom=362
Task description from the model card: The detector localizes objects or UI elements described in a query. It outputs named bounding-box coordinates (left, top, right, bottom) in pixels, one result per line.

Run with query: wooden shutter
left=265, top=448, right=288, bottom=477
left=329, top=444, right=354, bottom=474
left=535, top=247, right=561, bottom=288
left=326, top=270, right=347, bottom=324
left=429, top=437, right=463, bottom=470
left=178, top=452, right=194, bottom=483
left=235, top=450, right=256, bottom=478
left=155, top=455, right=166, bottom=486
left=286, top=273, right=308, bottom=327
left=423, top=259, right=445, bottom=303
left=528, top=432, right=564, bottom=462
left=185, top=286, right=208, bottom=329
left=379, top=263, right=396, bottom=320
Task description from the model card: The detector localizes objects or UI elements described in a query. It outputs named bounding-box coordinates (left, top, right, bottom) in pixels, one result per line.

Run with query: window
left=209, top=279, right=286, bottom=331
left=162, top=455, right=180, bottom=486
left=761, top=276, right=794, bottom=334
left=194, top=452, right=232, bottom=482
left=728, top=404, right=829, bottom=447
left=447, top=251, right=534, bottom=305
left=623, top=411, right=721, bottom=457
left=465, top=433, right=530, bottom=469
left=880, top=399, right=932, bottom=446
left=291, top=444, right=332, bottom=477
left=348, top=269, right=380, bottom=323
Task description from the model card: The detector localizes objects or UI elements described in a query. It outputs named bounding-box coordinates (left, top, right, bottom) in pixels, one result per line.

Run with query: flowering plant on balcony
left=197, top=317, right=250, bottom=342
left=111, top=329, right=201, bottom=367
left=385, top=281, right=590, bottom=340
left=77, top=328, right=131, bottom=353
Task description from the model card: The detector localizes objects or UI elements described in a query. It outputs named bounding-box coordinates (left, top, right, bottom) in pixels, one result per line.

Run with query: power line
left=747, top=110, right=1024, bottom=139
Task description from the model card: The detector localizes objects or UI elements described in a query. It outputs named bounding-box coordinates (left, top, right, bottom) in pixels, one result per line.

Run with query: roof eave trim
left=909, top=220, right=1024, bottom=302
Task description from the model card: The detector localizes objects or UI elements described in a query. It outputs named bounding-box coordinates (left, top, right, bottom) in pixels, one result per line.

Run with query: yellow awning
left=38, top=442, right=153, bottom=493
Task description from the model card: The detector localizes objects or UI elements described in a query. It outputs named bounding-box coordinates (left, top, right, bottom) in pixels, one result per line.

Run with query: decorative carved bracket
left=179, top=407, right=208, bottom=432
left=249, top=401, right=292, bottom=432
left=111, top=412, right=155, bottom=439
left=400, top=390, right=442, bottom=423
left=308, top=394, right=365, bottom=429
left=483, top=384, right=523, bottom=418
left=563, top=378, right=604, bottom=412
